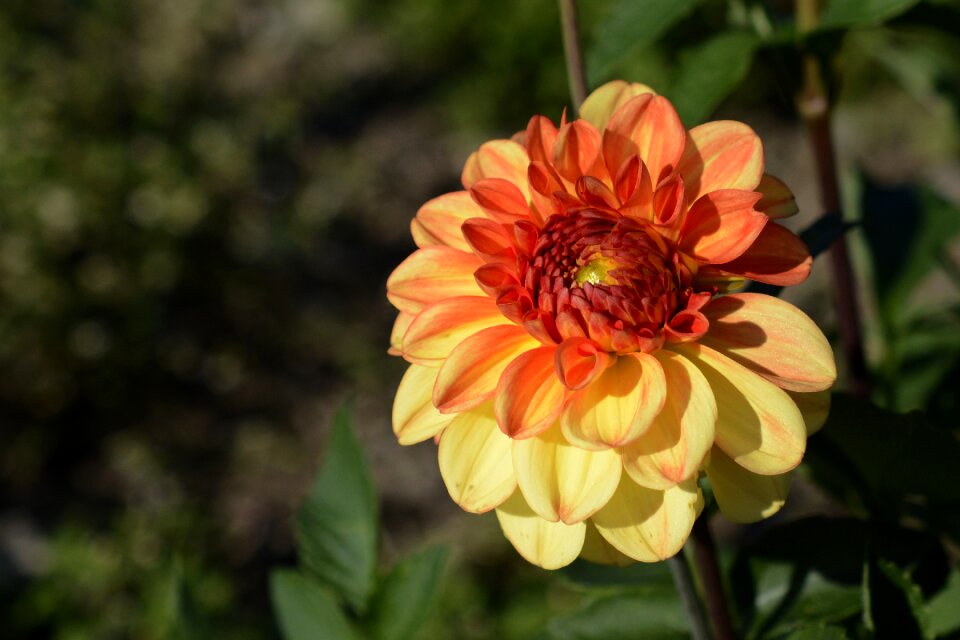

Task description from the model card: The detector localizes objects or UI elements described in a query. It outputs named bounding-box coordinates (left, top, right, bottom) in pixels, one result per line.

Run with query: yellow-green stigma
left=574, top=255, right=621, bottom=286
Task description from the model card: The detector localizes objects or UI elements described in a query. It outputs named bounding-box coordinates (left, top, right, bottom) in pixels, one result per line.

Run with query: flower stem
left=668, top=553, right=713, bottom=640
left=557, top=0, right=588, bottom=115
left=691, top=517, right=739, bottom=640
left=795, top=0, right=871, bottom=397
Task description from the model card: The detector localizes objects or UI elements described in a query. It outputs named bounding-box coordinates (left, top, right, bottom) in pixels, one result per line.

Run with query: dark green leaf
left=367, top=545, right=448, bottom=640
left=270, top=570, right=359, bottom=640
left=863, top=557, right=932, bottom=639
left=927, top=570, right=960, bottom=637
left=587, top=0, right=702, bottom=82
left=668, top=31, right=760, bottom=127
left=784, top=623, right=850, bottom=639
left=819, top=0, right=922, bottom=29
left=561, top=558, right=673, bottom=589
left=800, top=214, right=855, bottom=260
left=541, top=589, right=689, bottom=640
left=296, top=405, right=378, bottom=612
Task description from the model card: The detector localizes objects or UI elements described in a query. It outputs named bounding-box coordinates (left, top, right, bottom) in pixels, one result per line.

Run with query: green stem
left=557, top=0, right=588, bottom=114
left=668, top=553, right=713, bottom=640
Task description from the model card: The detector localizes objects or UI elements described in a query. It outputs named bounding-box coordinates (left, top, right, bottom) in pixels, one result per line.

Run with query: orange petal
left=553, top=120, right=603, bottom=183
left=495, top=491, right=585, bottom=569
left=714, top=222, right=812, bottom=286
left=438, top=404, right=516, bottom=513
left=388, top=311, right=415, bottom=356
left=386, top=247, right=483, bottom=314
left=604, top=95, right=684, bottom=185
left=680, top=190, right=768, bottom=264
left=706, top=446, right=792, bottom=523
left=411, top=218, right=441, bottom=248
left=525, top=115, right=559, bottom=165
left=579, top=80, right=656, bottom=132
left=621, top=350, right=717, bottom=489
left=415, top=191, right=485, bottom=251
left=561, top=353, right=666, bottom=450
left=699, top=293, right=836, bottom=392
left=674, top=343, right=806, bottom=475
left=554, top=337, right=612, bottom=390
left=434, top=324, right=540, bottom=413
left=756, top=174, right=798, bottom=219
left=512, top=426, right=622, bottom=524
left=592, top=476, right=702, bottom=562
left=402, top=296, right=509, bottom=365
left=461, top=217, right=516, bottom=264
left=676, top=121, right=763, bottom=204
left=392, top=364, right=455, bottom=445
left=788, top=389, right=831, bottom=435
left=470, top=178, right=531, bottom=224
left=495, top=346, right=568, bottom=439
left=463, top=140, right=531, bottom=199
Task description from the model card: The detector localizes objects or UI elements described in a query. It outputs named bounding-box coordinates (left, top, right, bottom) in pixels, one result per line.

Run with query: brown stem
left=668, top=554, right=713, bottom=640
left=796, top=0, right=871, bottom=397
left=691, top=517, right=738, bottom=640
left=558, top=0, right=588, bottom=114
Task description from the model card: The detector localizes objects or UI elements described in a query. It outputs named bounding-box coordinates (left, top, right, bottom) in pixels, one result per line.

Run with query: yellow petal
left=392, top=364, right=454, bottom=445
left=388, top=311, right=415, bottom=356
left=621, top=350, right=717, bottom=489
left=495, top=490, right=586, bottom=569
left=470, top=140, right=531, bottom=199
left=579, top=521, right=636, bottom=566
left=579, top=80, right=656, bottom=131
left=706, top=446, right=791, bottom=523
left=788, top=389, right=831, bottom=436
left=592, top=476, right=702, bottom=562
left=700, top=293, right=836, bottom=392
left=755, top=174, right=798, bottom=219
left=512, top=426, right=622, bottom=524
left=674, top=343, right=806, bottom=475
left=386, top=247, right=483, bottom=314
left=438, top=404, right=516, bottom=513
left=415, top=191, right=486, bottom=252
left=402, top=296, right=509, bottom=366
left=561, top=353, right=666, bottom=450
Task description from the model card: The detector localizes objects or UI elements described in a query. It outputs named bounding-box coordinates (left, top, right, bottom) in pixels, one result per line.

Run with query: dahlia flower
left=387, top=80, right=836, bottom=569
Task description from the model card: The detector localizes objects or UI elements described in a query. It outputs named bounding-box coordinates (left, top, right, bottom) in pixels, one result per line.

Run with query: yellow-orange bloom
left=387, top=80, right=837, bottom=569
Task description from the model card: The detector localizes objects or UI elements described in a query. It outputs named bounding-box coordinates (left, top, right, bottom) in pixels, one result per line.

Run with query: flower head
left=387, top=81, right=836, bottom=569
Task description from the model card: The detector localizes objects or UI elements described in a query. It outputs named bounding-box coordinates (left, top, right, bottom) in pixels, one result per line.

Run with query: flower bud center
left=574, top=255, right=621, bottom=287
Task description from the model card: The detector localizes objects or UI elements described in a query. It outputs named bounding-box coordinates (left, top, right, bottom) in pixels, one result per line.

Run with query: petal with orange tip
left=434, top=324, right=540, bottom=413
left=438, top=404, right=516, bottom=513
left=415, top=191, right=485, bottom=251
left=699, top=293, right=836, bottom=392
left=788, top=389, right=831, bottom=436
left=389, top=312, right=415, bottom=356
left=714, top=222, right=812, bottom=286
left=495, top=491, right=585, bottom=570
left=676, top=121, right=763, bottom=204
left=553, top=120, right=603, bottom=183
left=674, top=343, right=806, bottom=475
left=579, top=80, right=656, bottom=132
left=592, top=476, right=702, bottom=562
left=561, top=353, right=666, bottom=450
left=386, top=247, right=484, bottom=314
left=495, top=346, right=569, bottom=439
left=621, top=350, right=717, bottom=490
left=579, top=521, right=635, bottom=567
left=706, top=446, right=792, bottom=523
left=463, top=140, right=531, bottom=199
left=554, top=337, right=612, bottom=390
left=756, top=174, right=798, bottom=219
left=680, top=190, right=768, bottom=264
left=402, top=296, right=509, bottom=366
left=512, top=425, right=622, bottom=524
left=392, top=364, right=454, bottom=445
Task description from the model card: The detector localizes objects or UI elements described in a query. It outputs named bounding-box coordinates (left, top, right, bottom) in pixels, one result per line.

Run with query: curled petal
left=512, top=426, right=622, bottom=523
left=470, top=178, right=531, bottom=223
left=680, top=190, right=767, bottom=264
left=788, top=389, right=831, bottom=436
left=387, top=247, right=483, bottom=313
left=434, top=325, right=540, bottom=413
left=474, top=263, right=518, bottom=297
left=674, top=343, right=806, bottom=475
left=714, top=222, right=812, bottom=286
left=415, top=191, right=485, bottom=251
left=393, top=364, right=454, bottom=445
left=525, top=115, right=559, bottom=165
left=706, top=446, right=792, bottom=523
left=496, top=491, right=585, bottom=569
left=677, top=121, right=763, bottom=204
left=554, top=336, right=612, bottom=390
left=592, top=476, right=702, bottom=562
left=621, top=350, right=717, bottom=489
left=576, top=176, right=620, bottom=210
left=403, top=296, right=509, bottom=365
left=665, top=309, right=710, bottom=343
left=561, top=353, right=666, bottom=450
left=495, top=346, right=569, bottom=439
left=756, top=174, right=798, bottom=219
left=553, top=120, right=603, bottom=183
left=461, top=217, right=516, bottom=264
left=700, top=293, right=836, bottom=392
left=580, top=80, right=656, bottom=131
left=438, top=404, right=516, bottom=513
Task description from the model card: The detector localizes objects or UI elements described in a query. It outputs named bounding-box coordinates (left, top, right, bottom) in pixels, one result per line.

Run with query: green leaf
left=587, top=0, right=702, bottom=82
left=668, top=31, right=760, bottom=127
left=270, top=570, right=359, bottom=640
left=863, top=557, right=932, bottom=639
left=784, top=623, right=850, bottom=639
left=927, top=570, right=960, bottom=637
left=561, top=558, right=674, bottom=589
left=818, top=0, right=921, bottom=30
left=367, top=545, right=448, bottom=640
left=295, top=405, right=378, bottom=612
left=541, top=589, right=689, bottom=640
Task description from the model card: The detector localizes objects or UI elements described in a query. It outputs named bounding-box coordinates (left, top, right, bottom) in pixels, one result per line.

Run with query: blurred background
left=1, top=0, right=958, bottom=638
